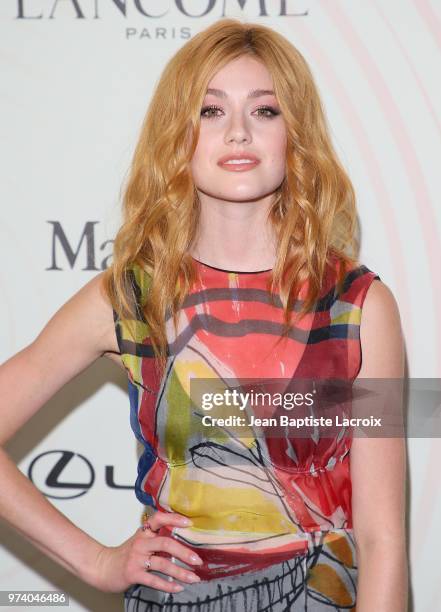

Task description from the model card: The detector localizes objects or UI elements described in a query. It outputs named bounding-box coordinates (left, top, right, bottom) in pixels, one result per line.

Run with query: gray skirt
left=124, top=531, right=357, bottom=611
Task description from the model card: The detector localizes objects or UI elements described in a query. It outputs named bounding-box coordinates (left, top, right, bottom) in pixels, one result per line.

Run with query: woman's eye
left=200, top=105, right=222, bottom=118
left=256, top=106, right=280, bottom=118
left=200, top=105, right=280, bottom=119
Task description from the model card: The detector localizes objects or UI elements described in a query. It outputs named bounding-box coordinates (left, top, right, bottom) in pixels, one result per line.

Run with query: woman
left=0, top=18, right=407, bottom=612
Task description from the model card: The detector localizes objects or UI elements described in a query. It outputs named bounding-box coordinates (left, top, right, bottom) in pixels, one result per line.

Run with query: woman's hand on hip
left=86, top=511, right=203, bottom=594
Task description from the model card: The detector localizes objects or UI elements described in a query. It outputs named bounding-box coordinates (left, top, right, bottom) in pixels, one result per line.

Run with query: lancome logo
left=16, top=0, right=309, bottom=19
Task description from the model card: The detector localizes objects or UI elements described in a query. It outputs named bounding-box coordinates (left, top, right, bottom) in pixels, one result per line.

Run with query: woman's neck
left=190, top=193, right=278, bottom=271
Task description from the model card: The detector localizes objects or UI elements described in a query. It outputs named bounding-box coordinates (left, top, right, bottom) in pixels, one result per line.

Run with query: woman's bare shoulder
left=0, top=271, right=125, bottom=446
left=30, top=270, right=124, bottom=370
left=69, top=270, right=125, bottom=370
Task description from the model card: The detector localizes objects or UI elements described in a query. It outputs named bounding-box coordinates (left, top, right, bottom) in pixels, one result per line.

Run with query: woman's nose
left=224, top=113, right=251, bottom=144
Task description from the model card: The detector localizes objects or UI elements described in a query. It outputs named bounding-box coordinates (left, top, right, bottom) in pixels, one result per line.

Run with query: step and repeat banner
left=1, top=1, right=440, bottom=610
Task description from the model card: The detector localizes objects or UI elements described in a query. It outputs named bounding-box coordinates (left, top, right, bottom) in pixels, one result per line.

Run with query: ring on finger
left=144, top=553, right=155, bottom=572
left=141, top=520, right=160, bottom=534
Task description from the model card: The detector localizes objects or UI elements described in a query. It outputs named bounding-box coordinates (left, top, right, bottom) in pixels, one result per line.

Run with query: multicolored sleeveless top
left=113, top=253, right=381, bottom=583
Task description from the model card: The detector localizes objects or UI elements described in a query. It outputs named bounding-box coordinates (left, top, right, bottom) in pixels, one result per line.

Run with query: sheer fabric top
left=113, top=253, right=381, bottom=580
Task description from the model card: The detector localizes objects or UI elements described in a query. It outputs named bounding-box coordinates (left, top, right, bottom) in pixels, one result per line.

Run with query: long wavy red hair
left=103, top=18, right=360, bottom=375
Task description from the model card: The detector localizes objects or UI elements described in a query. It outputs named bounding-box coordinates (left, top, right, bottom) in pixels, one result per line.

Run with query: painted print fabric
left=124, top=528, right=358, bottom=611
left=113, top=253, right=380, bottom=609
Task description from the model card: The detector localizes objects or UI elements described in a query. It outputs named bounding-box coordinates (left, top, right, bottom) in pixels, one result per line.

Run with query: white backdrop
left=1, top=1, right=440, bottom=610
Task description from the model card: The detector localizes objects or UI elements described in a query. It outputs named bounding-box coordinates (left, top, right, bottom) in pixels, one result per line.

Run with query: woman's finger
left=144, top=510, right=192, bottom=532
left=137, top=552, right=201, bottom=584
left=135, top=567, right=186, bottom=594
left=141, top=535, right=203, bottom=567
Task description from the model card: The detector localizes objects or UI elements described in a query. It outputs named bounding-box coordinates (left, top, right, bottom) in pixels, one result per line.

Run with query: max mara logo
left=15, top=0, right=309, bottom=19
left=46, top=221, right=113, bottom=271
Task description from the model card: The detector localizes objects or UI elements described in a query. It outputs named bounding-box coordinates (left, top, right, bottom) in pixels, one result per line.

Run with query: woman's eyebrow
left=206, top=87, right=275, bottom=98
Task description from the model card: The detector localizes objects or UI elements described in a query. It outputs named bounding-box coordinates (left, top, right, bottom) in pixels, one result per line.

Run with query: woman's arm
left=0, top=272, right=118, bottom=584
left=351, top=279, right=408, bottom=612
left=0, top=272, right=208, bottom=593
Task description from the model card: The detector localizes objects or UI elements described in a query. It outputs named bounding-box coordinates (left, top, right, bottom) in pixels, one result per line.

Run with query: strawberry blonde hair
left=103, top=18, right=359, bottom=375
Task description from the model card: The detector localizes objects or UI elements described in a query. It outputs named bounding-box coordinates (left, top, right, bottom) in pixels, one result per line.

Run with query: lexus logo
left=28, top=450, right=134, bottom=499
left=28, top=450, right=95, bottom=499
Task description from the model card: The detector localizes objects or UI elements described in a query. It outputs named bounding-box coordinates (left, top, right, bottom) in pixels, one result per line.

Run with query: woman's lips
left=217, top=159, right=261, bottom=172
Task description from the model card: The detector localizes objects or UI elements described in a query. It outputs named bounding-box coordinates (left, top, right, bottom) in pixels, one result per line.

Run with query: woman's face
left=190, top=55, right=287, bottom=203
